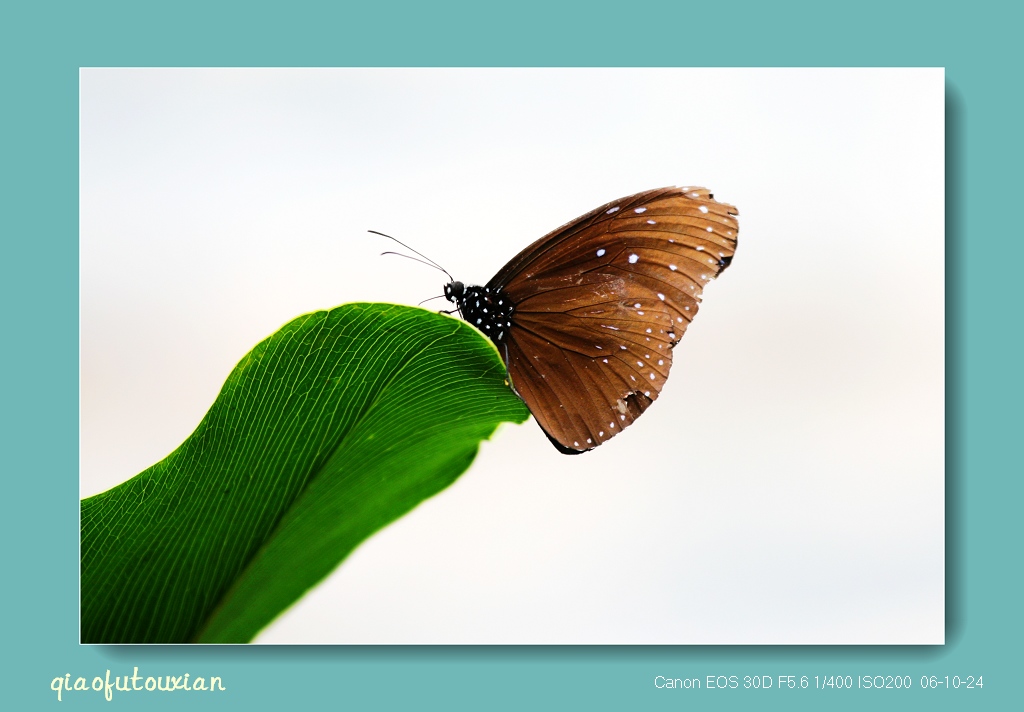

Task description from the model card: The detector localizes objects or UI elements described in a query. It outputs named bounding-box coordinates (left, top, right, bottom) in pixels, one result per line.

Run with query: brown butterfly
left=441, top=186, right=739, bottom=454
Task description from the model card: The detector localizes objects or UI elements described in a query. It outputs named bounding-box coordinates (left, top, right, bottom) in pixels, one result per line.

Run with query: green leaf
left=81, top=303, right=530, bottom=643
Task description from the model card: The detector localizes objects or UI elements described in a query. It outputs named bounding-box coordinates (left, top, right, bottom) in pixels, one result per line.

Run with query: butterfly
left=384, top=186, right=739, bottom=454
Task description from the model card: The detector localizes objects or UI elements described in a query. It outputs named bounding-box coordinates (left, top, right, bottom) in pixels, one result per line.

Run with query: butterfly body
left=444, top=186, right=739, bottom=455
left=444, top=281, right=515, bottom=345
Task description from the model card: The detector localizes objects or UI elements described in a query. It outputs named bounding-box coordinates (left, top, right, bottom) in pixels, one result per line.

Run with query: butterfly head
left=443, top=281, right=465, bottom=303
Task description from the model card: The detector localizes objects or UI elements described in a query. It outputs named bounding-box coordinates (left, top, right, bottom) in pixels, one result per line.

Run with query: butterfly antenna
left=417, top=294, right=447, bottom=306
left=369, top=230, right=454, bottom=281
left=380, top=251, right=453, bottom=276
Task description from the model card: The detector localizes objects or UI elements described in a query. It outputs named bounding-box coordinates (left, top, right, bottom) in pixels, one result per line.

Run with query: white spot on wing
left=657, top=293, right=665, bottom=300
left=607, top=207, right=620, bottom=214
left=628, top=254, right=639, bottom=264
left=596, top=248, right=606, bottom=257
left=635, top=207, right=647, bottom=213
left=669, top=264, right=677, bottom=271
left=699, top=205, right=708, bottom=213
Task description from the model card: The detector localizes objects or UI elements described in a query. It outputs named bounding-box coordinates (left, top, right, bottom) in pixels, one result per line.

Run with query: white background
left=80, top=68, right=944, bottom=644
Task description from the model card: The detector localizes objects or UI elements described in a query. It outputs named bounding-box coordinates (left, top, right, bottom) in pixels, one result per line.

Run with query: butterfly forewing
left=491, top=186, right=738, bottom=452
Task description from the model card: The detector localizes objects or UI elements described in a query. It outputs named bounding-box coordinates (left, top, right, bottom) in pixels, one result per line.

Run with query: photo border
left=5, top=1, right=1012, bottom=708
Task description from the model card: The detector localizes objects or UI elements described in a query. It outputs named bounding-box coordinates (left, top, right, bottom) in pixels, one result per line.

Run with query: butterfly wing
left=490, top=186, right=739, bottom=452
